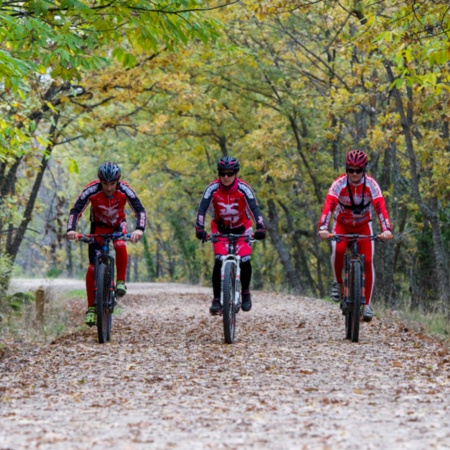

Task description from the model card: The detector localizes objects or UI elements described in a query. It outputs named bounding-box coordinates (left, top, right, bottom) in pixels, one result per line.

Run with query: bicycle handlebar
left=205, top=232, right=256, bottom=244
left=77, top=233, right=132, bottom=243
left=328, top=233, right=390, bottom=243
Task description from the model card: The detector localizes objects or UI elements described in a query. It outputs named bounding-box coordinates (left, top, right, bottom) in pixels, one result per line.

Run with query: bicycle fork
left=94, top=255, right=115, bottom=309
left=343, top=254, right=366, bottom=308
left=220, top=255, right=241, bottom=309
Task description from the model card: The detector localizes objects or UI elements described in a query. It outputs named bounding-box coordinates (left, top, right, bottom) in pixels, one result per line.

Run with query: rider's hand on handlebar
left=318, top=230, right=330, bottom=239
left=67, top=231, right=79, bottom=241
left=379, top=230, right=393, bottom=241
left=196, top=230, right=208, bottom=242
left=254, top=229, right=266, bottom=240
left=130, top=229, right=143, bottom=243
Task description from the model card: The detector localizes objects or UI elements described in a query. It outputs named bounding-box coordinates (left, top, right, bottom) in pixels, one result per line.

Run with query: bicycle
left=205, top=233, right=255, bottom=344
left=78, top=232, right=131, bottom=344
left=329, top=234, right=381, bottom=343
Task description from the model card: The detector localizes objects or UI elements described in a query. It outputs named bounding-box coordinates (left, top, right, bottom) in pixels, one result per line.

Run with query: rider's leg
left=87, top=242, right=101, bottom=307
left=212, top=257, right=222, bottom=299
left=331, top=222, right=347, bottom=285
left=240, top=257, right=252, bottom=292
left=86, top=264, right=95, bottom=307
left=210, top=257, right=222, bottom=314
left=360, top=236, right=375, bottom=322
left=240, top=257, right=252, bottom=312
left=85, top=244, right=98, bottom=326
left=113, top=240, right=128, bottom=297
left=113, top=239, right=128, bottom=282
left=358, top=231, right=375, bottom=306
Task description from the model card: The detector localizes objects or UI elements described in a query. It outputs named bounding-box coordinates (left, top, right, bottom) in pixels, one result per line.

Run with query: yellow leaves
left=36, top=136, right=49, bottom=148
left=152, top=114, right=169, bottom=133
left=324, top=131, right=338, bottom=142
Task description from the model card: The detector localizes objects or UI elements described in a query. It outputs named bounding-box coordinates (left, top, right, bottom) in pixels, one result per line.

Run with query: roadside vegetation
left=0, top=1, right=449, bottom=332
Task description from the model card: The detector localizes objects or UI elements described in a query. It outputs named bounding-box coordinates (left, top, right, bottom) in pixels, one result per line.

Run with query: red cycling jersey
left=67, top=179, right=146, bottom=308
left=318, top=173, right=392, bottom=305
left=67, top=180, right=146, bottom=232
left=195, top=177, right=265, bottom=258
left=318, top=173, right=391, bottom=232
left=195, top=177, right=265, bottom=232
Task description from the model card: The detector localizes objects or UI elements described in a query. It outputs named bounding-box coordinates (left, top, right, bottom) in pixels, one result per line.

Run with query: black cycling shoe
left=241, top=291, right=252, bottom=312
left=209, top=299, right=221, bottom=315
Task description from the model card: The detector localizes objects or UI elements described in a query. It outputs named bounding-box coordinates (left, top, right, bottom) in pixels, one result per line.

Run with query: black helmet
left=98, top=162, right=121, bottom=182
left=217, top=156, right=240, bottom=172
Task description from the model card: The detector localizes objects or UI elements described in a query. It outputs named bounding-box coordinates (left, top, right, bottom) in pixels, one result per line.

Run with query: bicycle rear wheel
left=95, top=262, right=112, bottom=344
left=349, top=261, right=362, bottom=343
left=222, top=262, right=236, bottom=344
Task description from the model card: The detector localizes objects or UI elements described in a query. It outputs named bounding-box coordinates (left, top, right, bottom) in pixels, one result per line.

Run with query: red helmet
left=346, top=150, right=368, bottom=168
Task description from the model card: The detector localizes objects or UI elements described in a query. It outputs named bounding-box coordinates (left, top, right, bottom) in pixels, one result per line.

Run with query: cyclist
left=66, top=161, right=147, bottom=326
left=195, top=156, right=266, bottom=315
left=317, top=150, right=393, bottom=322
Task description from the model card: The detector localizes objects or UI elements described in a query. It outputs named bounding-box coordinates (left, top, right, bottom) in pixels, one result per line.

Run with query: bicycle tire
left=349, top=260, right=362, bottom=343
left=95, top=262, right=111, bottom=344
left=222, top=262, right=236, bottom=344
left=345, top=311, right=352, bottom=340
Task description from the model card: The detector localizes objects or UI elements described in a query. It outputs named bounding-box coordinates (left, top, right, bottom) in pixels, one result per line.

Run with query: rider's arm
left=318, top=176, right=344, bottom=235
left=66, top=181, right=101, bottom=234
left=372, top=197, right=393, bottom=240
left=118, top=181, right=147, bottom=231
left=372, top=196, right=392, bottom=233
left=318, top=194, right=339, bottom=236
left=195, top=181, right=218, bottom=235
left=238, top=181, right=266, bottom=233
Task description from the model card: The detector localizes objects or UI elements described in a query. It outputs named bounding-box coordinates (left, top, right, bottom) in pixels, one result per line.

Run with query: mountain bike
left=206, top=233, right=255, bottom=344
left=78, top=232, right=131, bottom=344
left=329, top=234, right=381, bottom=343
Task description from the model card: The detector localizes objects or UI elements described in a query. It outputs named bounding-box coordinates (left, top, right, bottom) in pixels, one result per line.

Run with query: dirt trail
left=1, top=281, right=450, bottom=449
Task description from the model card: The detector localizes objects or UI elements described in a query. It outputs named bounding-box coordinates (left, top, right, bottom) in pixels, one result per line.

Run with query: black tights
left=212, top=258, right=252, bottom=299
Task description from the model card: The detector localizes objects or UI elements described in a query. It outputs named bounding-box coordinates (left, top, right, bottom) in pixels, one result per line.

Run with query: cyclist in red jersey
left=195, top=156, right=266, bottom=315
left=317, top=150, right=393, bottom=322
left=66, top=162, right=147, bottom=326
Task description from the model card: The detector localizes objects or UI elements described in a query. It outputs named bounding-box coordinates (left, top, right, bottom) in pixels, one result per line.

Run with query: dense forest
left=0, top=1, right=449, bottom=319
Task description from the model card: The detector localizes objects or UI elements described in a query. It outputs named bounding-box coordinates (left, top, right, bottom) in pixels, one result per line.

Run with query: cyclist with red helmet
left=195, top=156, right=266, bottom=315
left=66, top=162, right=147, bottom=326
left=318, top=150, right=393, bottom=322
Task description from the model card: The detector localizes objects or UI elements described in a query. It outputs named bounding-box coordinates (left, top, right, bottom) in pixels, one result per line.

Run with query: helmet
left=346, top=150, right=368, bottom=168
left=217, top=156, right=240, bottom=172
left=98, top=162, right=121, bottom=182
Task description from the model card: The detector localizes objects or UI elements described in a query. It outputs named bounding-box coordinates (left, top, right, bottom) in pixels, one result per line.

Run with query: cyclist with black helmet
left=317, top=150, right=393, bottom=322
left=66, top=162, right=147, bottom=326
left=195, top=156, right=266, bottom=315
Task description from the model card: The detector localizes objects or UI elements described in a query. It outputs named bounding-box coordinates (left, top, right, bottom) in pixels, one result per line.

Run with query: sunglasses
left=219, top=171, right=236, bottom=177
left=346, top=168, right=364, bottom=174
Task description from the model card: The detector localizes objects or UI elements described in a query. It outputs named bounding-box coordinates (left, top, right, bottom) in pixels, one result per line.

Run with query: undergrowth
left=0, top=287, right=86, bottom=360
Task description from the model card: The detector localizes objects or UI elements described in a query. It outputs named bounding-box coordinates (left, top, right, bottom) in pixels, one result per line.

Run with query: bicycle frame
left=93, top=236, right=116, bottom=304
left=330, top=233, right=379, bottom=343
left=342, top=238, right=366, bottom=309
left=207, top=233, right=253, bottom=344
left=78, top=233, right=130, bottom=343
left=219, top=238, right=242, bottom=311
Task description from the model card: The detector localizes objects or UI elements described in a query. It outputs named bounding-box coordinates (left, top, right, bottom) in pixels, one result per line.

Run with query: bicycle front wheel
left=349, top=260, right=362, bottom=343
left=222, top=262, right=237, bottom=344
left=95, top=262, right=112, bottom=344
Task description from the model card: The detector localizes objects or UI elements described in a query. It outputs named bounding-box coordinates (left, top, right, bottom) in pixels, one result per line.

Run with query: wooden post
left=35, top=287, right=45, bottom=324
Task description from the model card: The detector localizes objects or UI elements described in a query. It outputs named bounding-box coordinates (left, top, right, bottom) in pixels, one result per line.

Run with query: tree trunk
left=6, top=118, right=59, bottom=265
left=384, top=60, right=450, bottom=311
left=265, top=199, right=304, bottom=294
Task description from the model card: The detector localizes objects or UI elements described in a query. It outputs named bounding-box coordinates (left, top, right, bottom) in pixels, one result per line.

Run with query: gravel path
left=1, top=281, right=450, bottom=449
